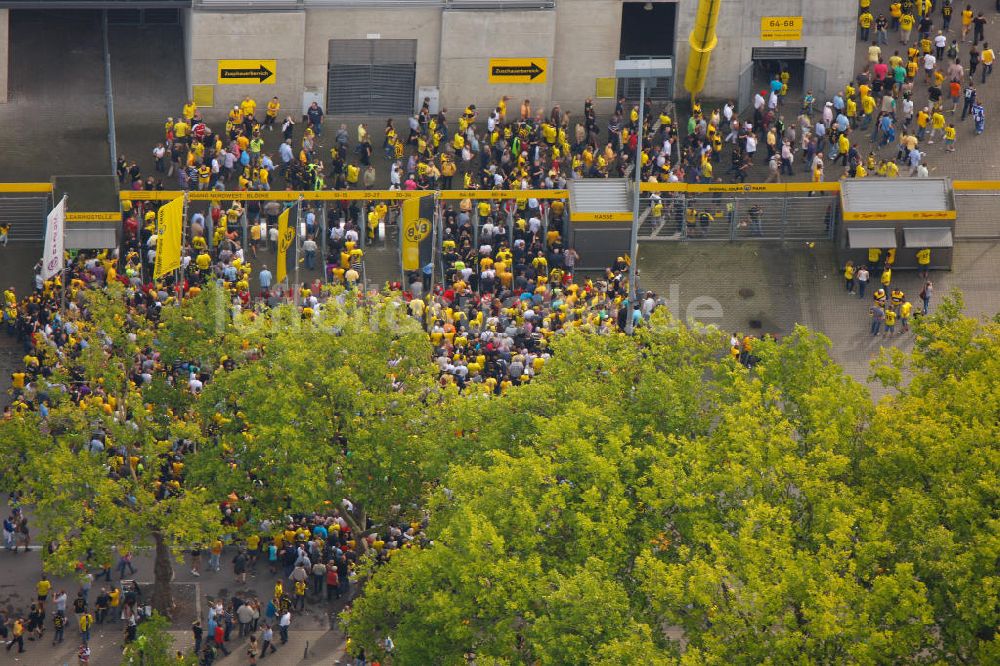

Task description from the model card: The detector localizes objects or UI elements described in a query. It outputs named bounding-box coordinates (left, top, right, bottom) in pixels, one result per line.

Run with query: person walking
left=844, top=260, right=856, bottom=294
left=208, top=537, right=223, bottom=572
left=982, top=42, right=995, bottom=83
left=52, top=611, right=65, bottom=645
left=5, top=617, right=24, bottom=653
left=278, top=610, right=291, bottom=645
left=212, top=622, right=230, bottom=656
left=192, top=619, right=203, bottom=654
left=78, top=611, right=93, bottom=644
left=920, top=280, right=933, bottom=314
left=961, top=82, right=977, bottom=120
left=259, top=624, right=277, bottom=657
left=247, top=635, right=259, bottom=665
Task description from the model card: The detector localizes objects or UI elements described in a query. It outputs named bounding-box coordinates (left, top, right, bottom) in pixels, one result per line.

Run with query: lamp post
left=614, top=59, right=672, bottom=333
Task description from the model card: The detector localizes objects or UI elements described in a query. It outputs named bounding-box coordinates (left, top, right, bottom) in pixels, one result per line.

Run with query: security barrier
left=637, top=182, right=840, bottom=242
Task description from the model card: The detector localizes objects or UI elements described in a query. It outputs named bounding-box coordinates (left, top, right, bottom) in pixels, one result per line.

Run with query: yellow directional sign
left=489, top=58, right=547, bottom=84
left=760, top=16, right=803, bottom=41
left=571, top=212, right=633, bottom=223
left=217, top=59, right=276, bottom=85
left=67, top=211, right=120, bottom=222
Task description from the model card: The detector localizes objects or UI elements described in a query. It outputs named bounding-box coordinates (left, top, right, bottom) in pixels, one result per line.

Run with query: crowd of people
left=654, top=0, right=994, bottom=188
left=4, top=5, right=982, bottom=660
left=842, top=246, right=935, bottom=336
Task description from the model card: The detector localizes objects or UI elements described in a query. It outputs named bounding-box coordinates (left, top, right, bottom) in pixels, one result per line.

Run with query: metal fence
left=953, top=191, right=1000, bottom=240
left=637, top=190, right=838, bottom=242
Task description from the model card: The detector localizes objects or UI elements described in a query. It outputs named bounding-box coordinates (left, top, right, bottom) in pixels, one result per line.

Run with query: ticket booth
left=837, top=179, right=955, bottom=271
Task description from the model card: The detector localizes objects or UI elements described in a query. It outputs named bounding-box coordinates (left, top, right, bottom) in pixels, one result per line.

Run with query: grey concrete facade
left=673, top=0, right=857, bottom=102
left=182, top=0, right=857, bottom=120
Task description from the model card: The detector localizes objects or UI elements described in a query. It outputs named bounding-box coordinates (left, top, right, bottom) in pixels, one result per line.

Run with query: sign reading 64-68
left=760, top=16, right=802, bottom=41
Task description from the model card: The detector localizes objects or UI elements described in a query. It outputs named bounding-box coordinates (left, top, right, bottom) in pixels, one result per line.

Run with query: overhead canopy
left=840, top=178, right=952, bottom=214
left=847, top=227, right=896, bottom=249
left=904, top=227, right=954, bottom=248
left=66, top=227, right=117, bottom=250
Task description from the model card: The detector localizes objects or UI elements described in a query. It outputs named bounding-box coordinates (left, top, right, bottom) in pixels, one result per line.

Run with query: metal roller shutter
left=847, top=227, right=897, bottom=249
left=328, top=39, right=416, bottom=115
left=751, top=47, right=807, bottom=60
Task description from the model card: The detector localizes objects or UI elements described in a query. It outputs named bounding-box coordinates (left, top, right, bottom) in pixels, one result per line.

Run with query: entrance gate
left=637, top=184, right=839, bottom=242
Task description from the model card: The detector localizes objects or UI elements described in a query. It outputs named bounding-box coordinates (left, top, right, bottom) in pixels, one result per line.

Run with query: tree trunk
left=340, top=504, right=371, bottom=556
left=150, top=531, right=174, bottom=617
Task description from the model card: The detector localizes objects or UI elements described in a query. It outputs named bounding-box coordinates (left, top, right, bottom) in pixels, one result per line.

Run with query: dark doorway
left=618, top=2, right=677, bottom=101
left=750, top=49, right=807, bottom=106
left=619, top=2, right=676, bottom=58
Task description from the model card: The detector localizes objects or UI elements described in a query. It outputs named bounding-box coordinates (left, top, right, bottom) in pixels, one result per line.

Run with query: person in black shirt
left=192, top=619, right=203, bottom=654
left=94, top=590, right=109, bottom=624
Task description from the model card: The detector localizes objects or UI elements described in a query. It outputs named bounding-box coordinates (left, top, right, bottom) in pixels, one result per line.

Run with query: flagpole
left=429, top=194, right=439, bottom=295
left=177, top=191, right=189, bottom=307
left=294, top=194, right=303, bottom=305
left=60, top=195, right=68, bottom=315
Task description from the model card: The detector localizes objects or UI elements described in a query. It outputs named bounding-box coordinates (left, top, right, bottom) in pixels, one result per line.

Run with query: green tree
left=120, top=612, right=198, bottom=665
left=344, top=311, right=986, bottom=664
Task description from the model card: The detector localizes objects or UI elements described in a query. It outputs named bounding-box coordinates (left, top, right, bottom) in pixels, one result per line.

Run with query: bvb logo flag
left=276, top=207, right=294, bottom=284
left=401, top=196, right=433, bottom=271
left=153, top=196, right=184, bottom=279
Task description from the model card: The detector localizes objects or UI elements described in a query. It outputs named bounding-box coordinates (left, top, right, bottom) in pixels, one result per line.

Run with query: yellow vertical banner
left=401, top=197, right=432, bottom=271
left=276, top=207, right=293, bottom=284
left=153, top=196, right=184, bottom=279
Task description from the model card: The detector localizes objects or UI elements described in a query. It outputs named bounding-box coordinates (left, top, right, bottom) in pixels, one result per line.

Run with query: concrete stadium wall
left=552, top=0, right=622, bottom=117
left=439, top=9, right=556, bottom=118
left=674, top=0, right=856, bottom=101
left=302, top=7, right=442, bottom=112
left=188, top=11, right=305, bottom=120
left=185, top=0, right=856, bottom=120
left=0, top=9, right=8, bottom=104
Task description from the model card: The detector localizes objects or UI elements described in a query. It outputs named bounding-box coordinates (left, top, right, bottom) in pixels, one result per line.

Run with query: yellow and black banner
left=153, top=196, right=184, bottom=279
left=276, top=207, right=294, bottom=284
left=401, top=196, right=434, bottom=272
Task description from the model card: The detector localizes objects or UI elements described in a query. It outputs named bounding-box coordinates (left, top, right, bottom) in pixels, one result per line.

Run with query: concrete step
left=569, top=178, right=632, bottom=215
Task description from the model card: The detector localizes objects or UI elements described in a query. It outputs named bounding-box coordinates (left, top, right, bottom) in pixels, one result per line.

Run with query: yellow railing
left=0, top=183, right=53, bottom=193
left=119, top=189, right=569, bottom=202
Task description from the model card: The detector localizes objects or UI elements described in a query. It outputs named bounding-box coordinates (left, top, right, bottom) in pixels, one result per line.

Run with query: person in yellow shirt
left=900, top=300, right=913, bottom=332
left=173, top=119, right=189, bottom=143
left=982, top=43, right=995, bottom=83
left=240, top=95, right=257, bottom=120
left=182, top=100, right=196, bottom=123
left=943, top=123, right=956, bottom=152
left=916, top=107, right=930, bottom=140
left=927, top=110, right=946, bottom=142
left=900, top=12, right=914, bottom=43
left=859, top=10, right=873, bottom=42
left=36, top=576, right=51, bottom=609
left=197, top=163, right=210, bottom=190
left=264, top=96, right=280, bottom=131
left=961, top=6, right=974, bottom=42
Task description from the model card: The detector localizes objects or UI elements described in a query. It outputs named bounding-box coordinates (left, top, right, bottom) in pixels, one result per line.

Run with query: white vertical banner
left=42, top=195, right=67, bottom=281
